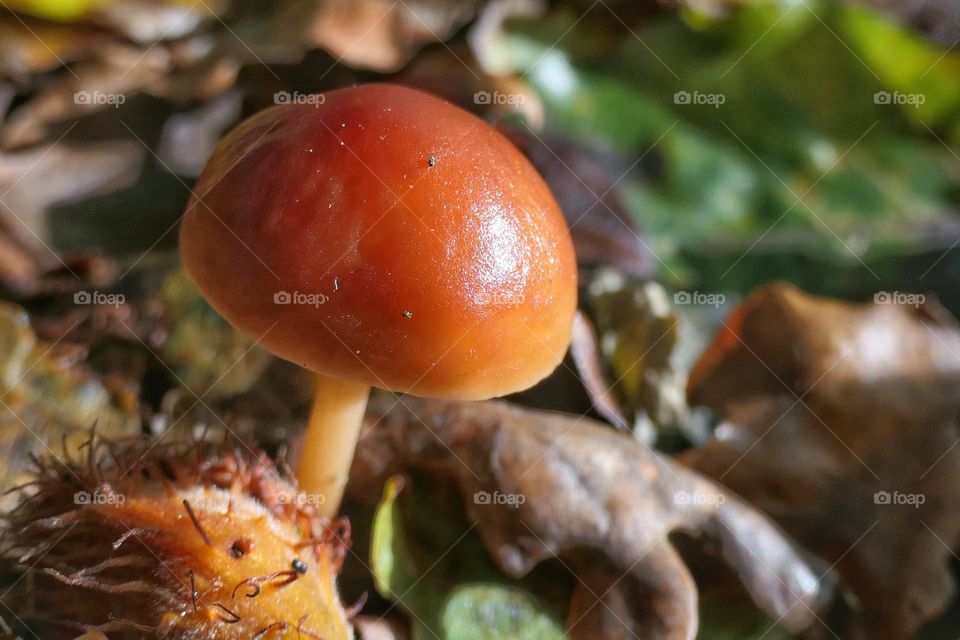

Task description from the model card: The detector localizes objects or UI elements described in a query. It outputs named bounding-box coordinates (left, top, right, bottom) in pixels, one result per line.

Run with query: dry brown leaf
left=681, top=282, right=960, bottom=639
left=0, top=19, right=100, bottom=79
left=0, top=84, right=13, bottom=125
left=95, top=0, right=225, bottom=44
left=354, top=398, right=833, bottom=640
left=467, top=0, right=545, bottom=76
left=0, top=140, right=143, bottom=274
left=279, top=0, right=477, bottom=72
left=0, top=232, right=38, bottom=291
left=152, top=41, right=241, bottom=104
left=1, top=42, right=170, bottom=149
left=157, top=88, right=242, bottom=176
left=569, top=309, right=630, bottom=430
left=400, top=52, right=545, bottom=131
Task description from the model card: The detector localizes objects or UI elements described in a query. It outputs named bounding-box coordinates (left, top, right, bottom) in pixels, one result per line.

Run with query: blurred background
left=0, top=0, right=959, bottom=639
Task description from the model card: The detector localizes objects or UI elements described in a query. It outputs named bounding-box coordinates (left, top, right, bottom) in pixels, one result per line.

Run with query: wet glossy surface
left=180, top=84, right=577, bottom=399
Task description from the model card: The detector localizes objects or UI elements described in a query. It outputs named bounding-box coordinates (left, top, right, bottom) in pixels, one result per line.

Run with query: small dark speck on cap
left=402, top=310, right=413, bottom=319
left=427, top=156, right=436, bottom=167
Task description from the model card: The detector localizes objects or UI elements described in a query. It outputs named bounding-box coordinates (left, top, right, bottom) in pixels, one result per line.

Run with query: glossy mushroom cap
left=180, top=83, right=577, bottom=400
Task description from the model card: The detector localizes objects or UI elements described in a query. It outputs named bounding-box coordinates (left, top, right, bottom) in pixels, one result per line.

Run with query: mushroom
left=179, top=84, right=577, bottom=516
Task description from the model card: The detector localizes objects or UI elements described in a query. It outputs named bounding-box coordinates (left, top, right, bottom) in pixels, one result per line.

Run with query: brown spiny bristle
left=0, top=436, right=354, bottom=639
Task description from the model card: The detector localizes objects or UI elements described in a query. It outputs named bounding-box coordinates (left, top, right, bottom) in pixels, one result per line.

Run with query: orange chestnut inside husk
left=0, top=441, right=353, bottom=640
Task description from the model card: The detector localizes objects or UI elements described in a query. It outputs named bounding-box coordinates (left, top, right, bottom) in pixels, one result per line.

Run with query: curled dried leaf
left=683, top=283, right=960, bottom=639
left=0, top=19, right=99, bottom=78
left=1, top=43, right=169, bottom=149
left=96, top=0, right=225, bottom=44
left=0, top=141, right=142, bottom=275
left=569, top=309, right=630, bottom=430
left=355, top=398, right=832, bottom=639
left=279, top=0, right=477, bottom=72
left=157, top=89, right=242, bottom=177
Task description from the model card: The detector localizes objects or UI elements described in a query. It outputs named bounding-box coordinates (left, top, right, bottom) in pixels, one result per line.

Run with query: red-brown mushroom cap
left=180, top=83, right=577, bottom=400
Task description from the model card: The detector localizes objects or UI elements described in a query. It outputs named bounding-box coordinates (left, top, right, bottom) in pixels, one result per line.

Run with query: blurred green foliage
left=495, top=1, right=960, bottom=286
left=159, top=269, right=271, bottom=398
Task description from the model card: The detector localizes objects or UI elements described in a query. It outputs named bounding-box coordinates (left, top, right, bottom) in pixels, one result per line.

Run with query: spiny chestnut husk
left=0, top=437, right=354, bottom=639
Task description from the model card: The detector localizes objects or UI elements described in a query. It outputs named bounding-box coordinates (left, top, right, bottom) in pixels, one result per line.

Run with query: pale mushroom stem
left=297, top=375, right=370, bottom=517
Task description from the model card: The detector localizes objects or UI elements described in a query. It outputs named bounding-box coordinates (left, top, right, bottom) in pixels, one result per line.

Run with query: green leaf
left=441, top=585, right=567, bottom=640
left=370, top=477, right=568, bottom=640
